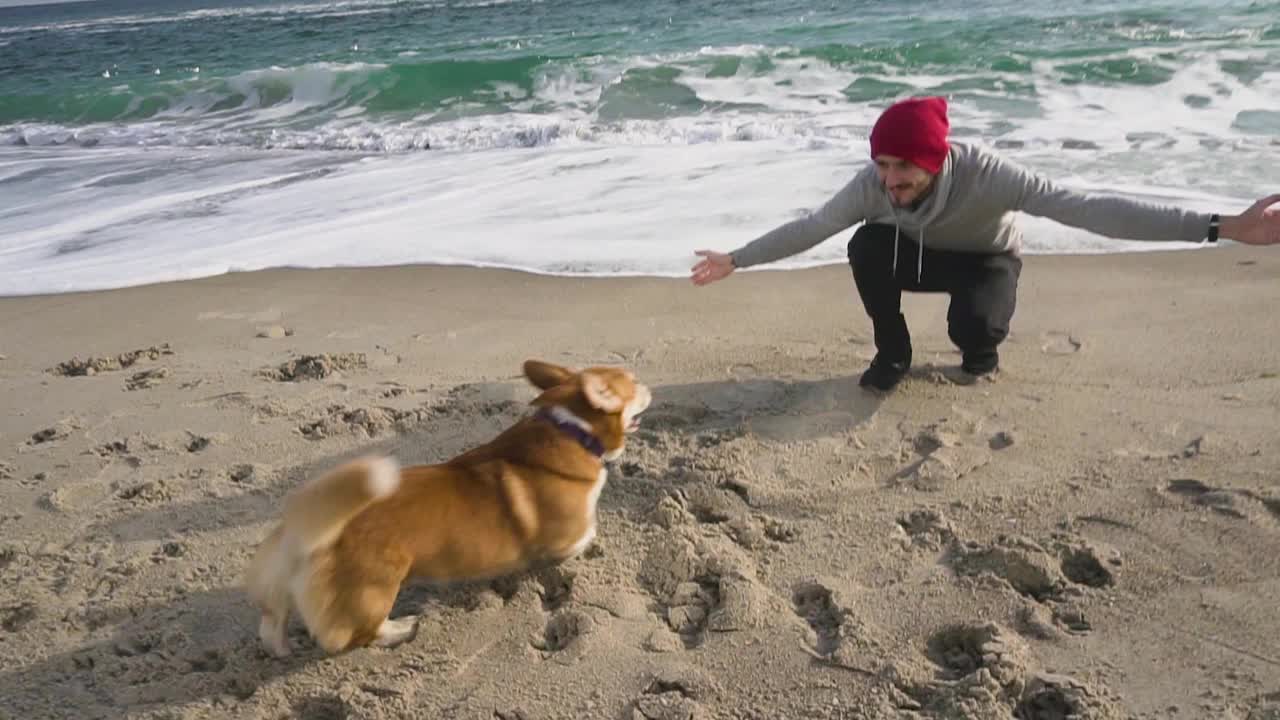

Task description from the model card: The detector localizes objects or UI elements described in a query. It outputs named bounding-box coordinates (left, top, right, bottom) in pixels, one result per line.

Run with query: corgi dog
left=244, top=360, right=652, bottom=656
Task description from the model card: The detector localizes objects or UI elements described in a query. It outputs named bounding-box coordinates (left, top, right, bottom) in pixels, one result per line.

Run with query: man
left=690, top=96, right=1280, bottom=391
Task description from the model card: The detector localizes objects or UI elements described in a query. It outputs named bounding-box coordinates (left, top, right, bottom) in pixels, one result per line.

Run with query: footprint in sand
left=49, top=344, right=174, bottom=377
left=153, top=541, right=187, bottom=561
left=607, top=348, right=646, bottom=365
left=762, top=518, right=801, bottom=544
left=1166, top=478, right=1280, bottom=522
left=124, top=367, right=170, bottom=391
left=298, top=405, right=431, bottom=441
left=950, top=537, right=1067, bottom=601
left=989, top=430, right=1016, bottom=451
left=2, top=602, right=37, bottom=632
left=1015, top=602, right=1061, bottom=640
left=659, top=482, right=798, bottom=551
left=532, top=609, right=595, bottom=654
left=1050, top=605, right=1092, bottom=635
left=649, top=495, right=697, bottom=530
left=534, top=566, right=575, bottom=612
left=43, top=479, right=113, bottom=513
left=952, top=536, right=1116, bottom=602
left=378, top=382, right=409, bottom=399
left=630, top=674, right=706, bottom=720
left=791, top=580, right=848, bottom=658
left=186, top=648, right=228, bottom=673
left=26, top=425, right=72, bottom=447
left=291, top=695, right=353, bottom=720
left=115, top=478, right=175, bottom=506
left=893, top=622, right=1037, bottom=716
left=1057, top=543, right=1115, bottom=589
left=185, top=433, right=212, bottom=453
left=665, top=579, right=720, bottom=646
left=1016, top=673, right=1124, bottom=720
left=255, top=325, right=293, bottom=339
left=902, top=445, right=991, bottom=492
left=679, top=482, right=750, bottom=525
left=1014, top=599, right=1091, bottom=638
left=93, top=440, right=137, bottom=464
left=927, top=622, right=1027, bottom=686
left=1040, top=331, right=1082, bottom=355
left=638, top=533, right=770, bottom=647
left=896, top=509, right=955, bottom=551
left=262, top=353, right=368, bottom=382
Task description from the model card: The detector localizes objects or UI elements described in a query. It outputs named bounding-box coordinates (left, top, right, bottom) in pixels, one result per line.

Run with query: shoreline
left=0, top=240, right=1217, bottom=301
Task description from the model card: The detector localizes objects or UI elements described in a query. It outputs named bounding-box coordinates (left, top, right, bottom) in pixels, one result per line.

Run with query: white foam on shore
left=0, top=139, right=1245, bottom=297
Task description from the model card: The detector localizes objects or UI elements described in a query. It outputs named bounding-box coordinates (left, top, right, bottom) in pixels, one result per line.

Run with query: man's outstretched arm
left=727, top=172, right=874, bottom=269
left=985, top=150, right=1278, bottom=246
left=691, top=171, right=874, bottom=286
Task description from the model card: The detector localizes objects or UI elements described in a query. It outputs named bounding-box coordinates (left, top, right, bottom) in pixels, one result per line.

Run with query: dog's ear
left=581, top=371, right=624, bottom=413
left=523, top=360, right=575, bottom=391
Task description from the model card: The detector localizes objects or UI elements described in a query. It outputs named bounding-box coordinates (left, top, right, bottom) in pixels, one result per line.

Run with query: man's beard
left=887, top=180, right=931, bottom=209
left=889, top=185, right=916, bottom=207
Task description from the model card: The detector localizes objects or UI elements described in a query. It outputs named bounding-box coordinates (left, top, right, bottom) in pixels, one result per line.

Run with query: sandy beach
left=1, top=246, right=1278, bottom=720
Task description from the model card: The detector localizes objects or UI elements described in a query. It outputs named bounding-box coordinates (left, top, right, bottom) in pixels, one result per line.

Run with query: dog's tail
left=283, top=455, right=401, bottom=554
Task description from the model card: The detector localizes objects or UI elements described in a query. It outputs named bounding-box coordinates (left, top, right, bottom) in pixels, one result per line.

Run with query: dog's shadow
left=1, top=586, right=301, bottom=718
left=6, top=374, right=882, bottom=717
left=0, top=567, right=560, bottom=719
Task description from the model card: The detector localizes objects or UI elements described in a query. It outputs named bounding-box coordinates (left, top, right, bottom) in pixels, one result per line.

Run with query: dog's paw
left=372, top=616, right=419, bottom=648
left=259, top=616, right=292, bottom=658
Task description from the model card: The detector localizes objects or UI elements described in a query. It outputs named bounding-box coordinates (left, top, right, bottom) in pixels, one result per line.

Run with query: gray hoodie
left=728, top=141, right=1214, bottom=278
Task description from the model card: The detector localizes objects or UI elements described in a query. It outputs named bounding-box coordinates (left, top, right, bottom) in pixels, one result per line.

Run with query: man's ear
left=523, top=360, right=575, bottom=391
left=581, top=371, right=623, bottom=412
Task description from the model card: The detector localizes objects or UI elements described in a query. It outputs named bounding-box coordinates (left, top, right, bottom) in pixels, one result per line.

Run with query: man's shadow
left=640, top=373, right=884, bottom=443
left=1, top=374, right=884, bottom=718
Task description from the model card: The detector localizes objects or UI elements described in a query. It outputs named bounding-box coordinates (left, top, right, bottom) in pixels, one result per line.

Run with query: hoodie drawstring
left=889, top=221, right=925, bottom=284
left=917, top=226, right=924, bottom=284
left=891, top=224, right=900, bottom=277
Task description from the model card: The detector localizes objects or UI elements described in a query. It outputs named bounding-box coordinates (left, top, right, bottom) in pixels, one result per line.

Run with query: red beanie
left=869, top=96, right=950, bottom=174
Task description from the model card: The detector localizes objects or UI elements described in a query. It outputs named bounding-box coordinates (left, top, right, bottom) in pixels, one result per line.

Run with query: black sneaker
left=961, top=349, right=999, bottom=377
left=859, top=355, right=910, bottom=391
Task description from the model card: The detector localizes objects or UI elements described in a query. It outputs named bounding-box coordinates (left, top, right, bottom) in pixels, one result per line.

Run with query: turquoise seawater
left=4, top=0, right=1279, bottom=148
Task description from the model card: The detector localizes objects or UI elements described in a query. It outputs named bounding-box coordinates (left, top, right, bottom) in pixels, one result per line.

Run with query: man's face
left=874, top=154, right=935, bottom=207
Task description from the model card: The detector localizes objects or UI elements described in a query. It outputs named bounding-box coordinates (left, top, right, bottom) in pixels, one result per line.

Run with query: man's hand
left=1222, top=194, right=1280, bottom=246
left=690, top=250, right=736, bottom=286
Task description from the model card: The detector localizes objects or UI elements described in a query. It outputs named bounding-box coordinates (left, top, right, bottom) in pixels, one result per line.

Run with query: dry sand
left=1, top=246, right=1278, bottom=720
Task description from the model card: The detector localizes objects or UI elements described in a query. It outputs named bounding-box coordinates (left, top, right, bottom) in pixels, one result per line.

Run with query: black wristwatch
left=1207, top=214, right=1220, bottom=243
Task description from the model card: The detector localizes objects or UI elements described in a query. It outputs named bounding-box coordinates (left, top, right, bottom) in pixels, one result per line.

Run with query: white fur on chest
left=567, top=467, right=606, bottom=557
left=587, top=467, right=606, bottom=516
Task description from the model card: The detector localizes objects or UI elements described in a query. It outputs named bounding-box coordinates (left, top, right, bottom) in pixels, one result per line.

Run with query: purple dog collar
left=534, top=407, right=605, bottom=457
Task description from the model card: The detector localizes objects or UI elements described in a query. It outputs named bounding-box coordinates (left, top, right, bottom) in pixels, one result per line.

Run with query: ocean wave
left=0, top=0, right=444, bottom=35
left=3, top=40, right=1273, bottom=128
left=1, top=32, right=1275, bottom=157
left=0, top=114, right=843, bottom=151
left=0, top=57, right=544, bottom=125
left=5, top=110, right=1274, bottom=155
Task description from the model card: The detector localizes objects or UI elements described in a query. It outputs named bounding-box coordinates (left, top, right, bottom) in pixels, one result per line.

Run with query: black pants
left=847, top=223, right=1021, bottom=369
